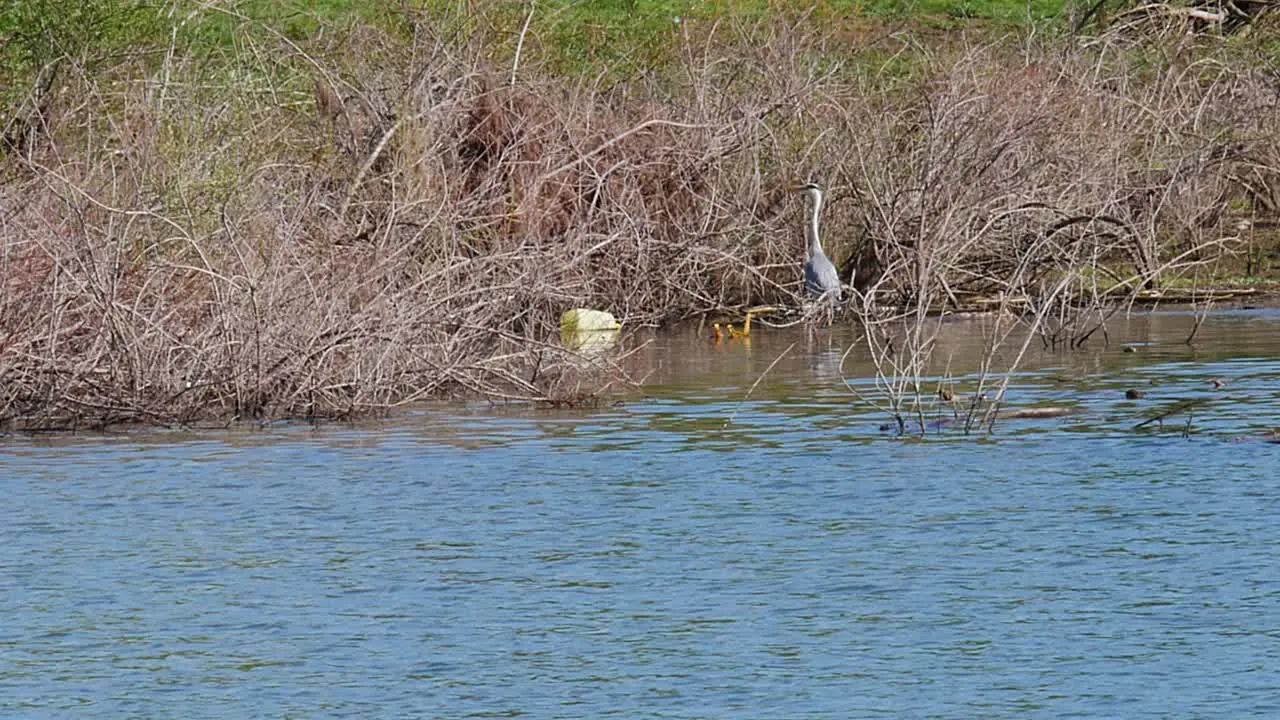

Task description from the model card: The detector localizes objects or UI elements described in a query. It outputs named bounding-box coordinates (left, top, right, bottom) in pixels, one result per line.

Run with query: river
left=3, top=308, right=1280, bottom=718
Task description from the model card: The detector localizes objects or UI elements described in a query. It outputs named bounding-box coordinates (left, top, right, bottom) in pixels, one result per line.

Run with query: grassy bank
left=2, top=1, right=1279, bottom=429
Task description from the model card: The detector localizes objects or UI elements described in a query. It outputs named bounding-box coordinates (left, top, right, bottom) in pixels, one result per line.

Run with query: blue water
left=3, top=311, right=1280, bottom=718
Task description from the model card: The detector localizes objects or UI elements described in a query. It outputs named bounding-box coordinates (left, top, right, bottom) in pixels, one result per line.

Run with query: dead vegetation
left=827, top=23, right=1280, bottom=435
left=2, top=6, right=1279, bottom=430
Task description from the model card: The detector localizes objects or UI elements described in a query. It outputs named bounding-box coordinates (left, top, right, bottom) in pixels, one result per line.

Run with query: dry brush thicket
left=1, top=12, right=1277, bottom=429
left=841, top=31, right=1280, bottom=432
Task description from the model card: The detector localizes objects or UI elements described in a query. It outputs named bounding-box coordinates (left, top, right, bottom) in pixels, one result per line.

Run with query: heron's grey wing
left=803, top=261, right=822, bottom=295
left=805, top=253, right=842, bottom=299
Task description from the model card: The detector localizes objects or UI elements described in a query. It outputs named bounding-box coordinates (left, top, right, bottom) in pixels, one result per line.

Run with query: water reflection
left=599, top=308, right=1280, bottom=445
left=632, top=307, right=1280, bottom=388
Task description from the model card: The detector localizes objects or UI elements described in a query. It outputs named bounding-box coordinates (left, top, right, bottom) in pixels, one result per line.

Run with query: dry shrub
left=821, top=37, right=1280, bottom=432
left=2, top=6, right=1278, bottom=429
left=0, top=13, right=827, bottom=428
left=840, top=42, right=1272, bottom=303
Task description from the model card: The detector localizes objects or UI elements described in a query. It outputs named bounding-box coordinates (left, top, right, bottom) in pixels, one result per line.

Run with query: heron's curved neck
left=806, top=190, right=824, bottom=259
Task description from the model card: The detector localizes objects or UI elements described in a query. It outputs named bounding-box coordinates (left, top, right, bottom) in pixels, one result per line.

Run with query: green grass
left=0, top=0, right=163, bottom=77
left=544, top=0, right=1063, bottom=26
left=0, top=0, right=1065, bottom=103
left=500, top=0, right=1066, bottom=78
left=0, top=1, right=401, bottom=79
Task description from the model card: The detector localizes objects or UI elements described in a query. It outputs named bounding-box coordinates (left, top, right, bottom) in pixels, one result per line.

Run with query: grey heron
left=795, top=182, right=842, bottom=301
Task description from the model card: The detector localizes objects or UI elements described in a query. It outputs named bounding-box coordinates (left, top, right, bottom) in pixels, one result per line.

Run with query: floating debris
left=1233, top=430, right=1280, bottom=444
left=1133, top=398, right=1211, bottom=431
left=710, top=306, right=779, bottom=344
left=998, top=407, right=1077, bottom=420
left=560, top=308, right=622, bottom=355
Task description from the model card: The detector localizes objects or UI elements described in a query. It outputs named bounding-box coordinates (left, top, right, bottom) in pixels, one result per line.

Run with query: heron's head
left=791, top=182, right=823, bottom=204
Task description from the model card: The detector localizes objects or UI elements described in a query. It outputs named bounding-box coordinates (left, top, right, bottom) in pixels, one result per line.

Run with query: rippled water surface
left=4, top=310, right=1280, bottom=718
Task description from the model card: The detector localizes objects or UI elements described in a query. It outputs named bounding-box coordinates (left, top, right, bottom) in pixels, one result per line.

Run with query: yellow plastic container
left=560, top=309, right=622, bottom=355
